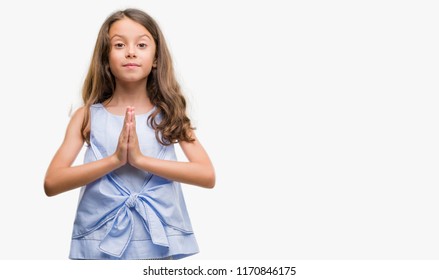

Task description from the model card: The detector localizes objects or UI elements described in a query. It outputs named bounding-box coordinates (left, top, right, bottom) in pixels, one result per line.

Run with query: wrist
left=110, top=153, right=125, bottom=169
left=130, top=153, right=145, bottom=169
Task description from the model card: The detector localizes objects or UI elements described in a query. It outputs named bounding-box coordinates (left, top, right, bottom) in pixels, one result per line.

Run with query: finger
left=119, top=111, right=129, bottom=143
left=120, top=120, right=130, bottom=143
left=121, top=108, right=132, bottom=140
left=128, top=120, right=135, bottom=139
left=126, top=122, right=132, bottom=139
left=124, top=106, right=131, bottom=124
left=131, top=107, right=136, bottom=127
left=128, top=122, right=138, bottom=146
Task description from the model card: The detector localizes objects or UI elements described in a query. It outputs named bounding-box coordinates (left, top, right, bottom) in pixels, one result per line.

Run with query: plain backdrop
left=0, top=0, right=438, bottom=260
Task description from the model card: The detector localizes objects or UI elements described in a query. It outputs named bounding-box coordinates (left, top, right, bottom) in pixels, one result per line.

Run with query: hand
left=127, top=107, right=143, bottom=167
left=112, top=107, right=131, bottom=167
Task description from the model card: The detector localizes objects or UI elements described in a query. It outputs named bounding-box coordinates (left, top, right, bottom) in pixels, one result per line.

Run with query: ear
left=152, top=58, right=157, bottom=68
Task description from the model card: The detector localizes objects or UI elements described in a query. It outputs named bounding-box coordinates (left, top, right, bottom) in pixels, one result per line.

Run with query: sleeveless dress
left=69, top=103, right=199, bottom=259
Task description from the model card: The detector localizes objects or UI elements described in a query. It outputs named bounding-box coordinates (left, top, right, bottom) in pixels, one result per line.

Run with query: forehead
left=109, top=17, right=154, bottom=41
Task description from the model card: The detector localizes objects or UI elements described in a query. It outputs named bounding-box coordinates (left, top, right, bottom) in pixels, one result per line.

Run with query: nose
left=126, top=45, right=137, bottom=58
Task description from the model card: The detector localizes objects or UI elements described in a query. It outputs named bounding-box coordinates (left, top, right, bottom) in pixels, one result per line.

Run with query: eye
left=114, top=43, right=125, bottom=48
left=138, top=43, right=147, bottom=48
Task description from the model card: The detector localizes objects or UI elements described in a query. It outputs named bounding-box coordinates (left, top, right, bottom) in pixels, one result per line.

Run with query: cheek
left=144, top=55, right=157, bottom=70
left=108, top=53, right=121, bottom=71
left=141, top=48, right=156, bottom=63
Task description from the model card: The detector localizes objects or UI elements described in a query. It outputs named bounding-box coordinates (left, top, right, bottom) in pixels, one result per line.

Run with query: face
left=108, top=17, right=157, bottom=84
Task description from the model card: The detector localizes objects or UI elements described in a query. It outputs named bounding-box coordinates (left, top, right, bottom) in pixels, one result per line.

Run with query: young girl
left=44, top=8, right=215, bottom=260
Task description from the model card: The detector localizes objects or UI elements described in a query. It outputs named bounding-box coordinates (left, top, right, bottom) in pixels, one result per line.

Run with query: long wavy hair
left=81, top=8, right=194, bottom=145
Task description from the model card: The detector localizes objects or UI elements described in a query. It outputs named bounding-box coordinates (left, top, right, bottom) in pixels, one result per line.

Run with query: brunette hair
left=81, top=8, right=194, bottom=145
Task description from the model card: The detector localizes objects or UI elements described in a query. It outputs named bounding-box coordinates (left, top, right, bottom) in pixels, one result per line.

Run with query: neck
left=111, top=80, right=150, bottom=107
left=104, top=80, right=153, bottom=114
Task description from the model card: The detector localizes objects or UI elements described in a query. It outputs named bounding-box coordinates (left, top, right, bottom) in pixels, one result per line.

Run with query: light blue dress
left=69, top=103, right=199, bottom=259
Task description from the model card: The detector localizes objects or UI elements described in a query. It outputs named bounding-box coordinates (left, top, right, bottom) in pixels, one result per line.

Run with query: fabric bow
left=98, top=181, right=170, bottom=257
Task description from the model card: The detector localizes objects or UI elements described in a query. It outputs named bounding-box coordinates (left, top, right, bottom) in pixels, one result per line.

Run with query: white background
left=0, top=0, right=438, bottom=260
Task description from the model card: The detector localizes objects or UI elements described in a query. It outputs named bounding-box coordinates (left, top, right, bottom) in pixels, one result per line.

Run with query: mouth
left=123, top=63, right=140, bottom=67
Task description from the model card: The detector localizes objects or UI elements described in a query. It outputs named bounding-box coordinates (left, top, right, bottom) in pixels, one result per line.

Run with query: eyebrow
left=110, top=34, right=152, bottom=40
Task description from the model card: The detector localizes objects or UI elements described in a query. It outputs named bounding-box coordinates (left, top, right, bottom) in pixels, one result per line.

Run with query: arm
left=131, top=136, right=216, bottom=188
left=127, top=108, right=215, bottom=188
left=44, top=107, right=129, bottom=196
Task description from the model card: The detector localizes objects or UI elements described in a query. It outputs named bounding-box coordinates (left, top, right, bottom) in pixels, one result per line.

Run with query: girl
left=44, top=8, right=215, bottom=260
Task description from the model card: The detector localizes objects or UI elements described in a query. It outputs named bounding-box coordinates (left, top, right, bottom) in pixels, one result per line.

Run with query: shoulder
left=69, top=104, right=103, bottom=121
left=59, top=106, right=86, bottom=141
left=70, top=106, right=86, bottom=122
left=66, top=106, right=89, bottom=132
